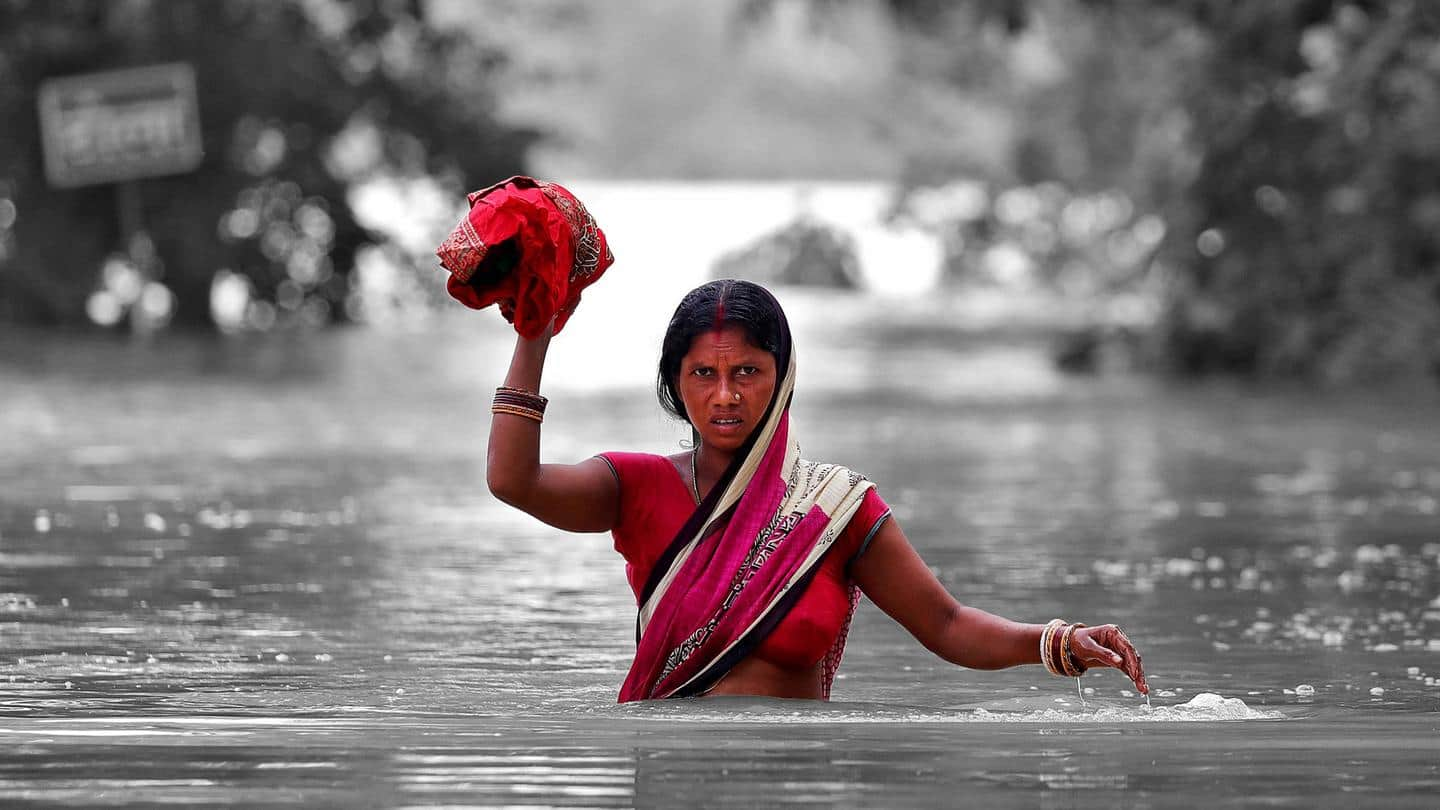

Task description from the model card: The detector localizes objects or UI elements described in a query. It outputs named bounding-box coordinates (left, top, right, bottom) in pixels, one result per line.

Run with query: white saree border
left=637, top=352, right=798, bottom=636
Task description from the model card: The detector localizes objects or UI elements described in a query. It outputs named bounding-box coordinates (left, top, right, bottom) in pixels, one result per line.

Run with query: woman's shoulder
left=596, top=451, right=684, bottom=481
left=792, top=456, right=890, bottom=521
left=796, top=457, right=880, bottom=491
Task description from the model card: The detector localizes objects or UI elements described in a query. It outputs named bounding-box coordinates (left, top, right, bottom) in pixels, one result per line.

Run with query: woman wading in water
left=485, top=279, right=1149, bottom=702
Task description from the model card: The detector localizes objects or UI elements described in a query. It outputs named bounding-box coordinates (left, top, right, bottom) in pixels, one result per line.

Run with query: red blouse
left=599, top=452, right=891, bottom=671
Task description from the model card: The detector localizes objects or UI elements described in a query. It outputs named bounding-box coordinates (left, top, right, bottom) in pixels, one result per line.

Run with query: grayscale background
left=1, top=1, right=1438, bottom=807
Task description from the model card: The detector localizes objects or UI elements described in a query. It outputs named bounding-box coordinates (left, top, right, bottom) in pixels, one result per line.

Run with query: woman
left=487, top=279, right=1148, bottom=702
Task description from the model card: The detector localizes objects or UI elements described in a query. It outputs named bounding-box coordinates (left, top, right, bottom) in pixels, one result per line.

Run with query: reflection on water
left=2, top=297, right=1440, bottom=806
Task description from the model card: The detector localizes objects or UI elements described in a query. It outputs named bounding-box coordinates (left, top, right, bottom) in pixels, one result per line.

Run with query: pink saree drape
left=619, top=342, right=874, bottom=702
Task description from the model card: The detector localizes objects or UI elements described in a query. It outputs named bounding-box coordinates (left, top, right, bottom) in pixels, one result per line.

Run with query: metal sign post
left=36, top=62, right=203, bottom=329
left=37, top=62, right=203, bottom=189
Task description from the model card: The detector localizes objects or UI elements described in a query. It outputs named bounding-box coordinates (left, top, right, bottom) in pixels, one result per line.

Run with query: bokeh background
left=3, top=2, right=1440, bottom=807
left=2, top=0, right=1438, bottom=382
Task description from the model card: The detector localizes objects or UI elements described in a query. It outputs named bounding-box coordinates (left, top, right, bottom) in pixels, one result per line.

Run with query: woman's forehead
left=684, top=325, right=768, bottom=359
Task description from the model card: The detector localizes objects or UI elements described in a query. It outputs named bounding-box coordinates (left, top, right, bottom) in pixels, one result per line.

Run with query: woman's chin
left=699, top=428, right=753, bottom=453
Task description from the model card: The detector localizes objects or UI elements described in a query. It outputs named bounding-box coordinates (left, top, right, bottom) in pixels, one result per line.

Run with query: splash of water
left=600, top=691, right=1281, bottom=724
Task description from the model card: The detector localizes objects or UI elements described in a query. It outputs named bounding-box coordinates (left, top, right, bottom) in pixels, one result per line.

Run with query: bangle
left=491, top=403, right=543, bottom=423
left=1060, top=623, right=1088, bottom=677
left=1040, top=619, right=1065, bottom=676
left=496, top=385, right=547, bottom=404
left=494, top=386, right=548, bottom=409
left=492, top=386, right=547, bottom=423
left=493, top=386, right=547, bottom=423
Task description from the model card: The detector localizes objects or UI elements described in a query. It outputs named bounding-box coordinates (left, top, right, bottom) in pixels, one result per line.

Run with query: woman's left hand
left=1072, top=624, right=1148, bottom=695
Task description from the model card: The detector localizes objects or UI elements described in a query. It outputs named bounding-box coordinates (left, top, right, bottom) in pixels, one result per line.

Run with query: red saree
left=618, top=295, right=880, bottom=702
left=435, top=176, right=614, bottom=338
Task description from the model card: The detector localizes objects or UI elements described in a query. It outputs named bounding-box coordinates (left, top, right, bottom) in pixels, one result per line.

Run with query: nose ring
left=733, top=392, right=741, bottom=402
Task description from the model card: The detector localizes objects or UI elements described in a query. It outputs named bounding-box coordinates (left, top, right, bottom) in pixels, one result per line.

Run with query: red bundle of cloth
left=435, top=176, right=614, bottom=338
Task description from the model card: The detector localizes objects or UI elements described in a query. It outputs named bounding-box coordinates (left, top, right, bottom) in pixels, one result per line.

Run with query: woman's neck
left=693, top=444, right=733, bottom=493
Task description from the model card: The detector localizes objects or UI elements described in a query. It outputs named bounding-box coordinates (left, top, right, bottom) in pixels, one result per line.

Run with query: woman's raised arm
left=485, top=322, right=619, bottom=533
left=850, top=518, right=1148, bottom=693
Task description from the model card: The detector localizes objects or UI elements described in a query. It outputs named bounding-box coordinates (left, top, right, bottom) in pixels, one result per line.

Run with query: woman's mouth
left=710, top=416, right=744, bottom=433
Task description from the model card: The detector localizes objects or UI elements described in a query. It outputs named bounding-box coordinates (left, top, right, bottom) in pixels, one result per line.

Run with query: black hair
left=656, top=279, right=790, bottom=426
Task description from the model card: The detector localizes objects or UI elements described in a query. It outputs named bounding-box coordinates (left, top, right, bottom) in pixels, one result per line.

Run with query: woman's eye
left=692, top=368, right=713, bottom=377
left=737, top=366, right=759, bottom=376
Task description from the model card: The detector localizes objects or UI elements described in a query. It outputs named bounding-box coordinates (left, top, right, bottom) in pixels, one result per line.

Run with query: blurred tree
left=1139, top=0, right=1440, bottom=382
left=712, top=217, right=862, bottom=289
left=774, top=0, right=1440, bottom=382
left=0, top=0, right=533, bottom=329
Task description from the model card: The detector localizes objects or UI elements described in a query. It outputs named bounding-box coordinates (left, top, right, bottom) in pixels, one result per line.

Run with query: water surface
left=2, top=298, right=1438, bottom=807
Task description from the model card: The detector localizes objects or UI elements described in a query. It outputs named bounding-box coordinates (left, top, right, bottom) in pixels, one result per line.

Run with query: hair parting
left=656, top=279, right=790, bottom=428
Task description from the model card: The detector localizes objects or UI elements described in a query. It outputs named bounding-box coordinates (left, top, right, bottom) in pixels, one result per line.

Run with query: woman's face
left=677, top=324, right=777, bottom=454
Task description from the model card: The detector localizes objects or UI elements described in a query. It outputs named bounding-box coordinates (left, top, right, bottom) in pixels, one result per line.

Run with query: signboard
left=37, top=63, right=203, bottom=189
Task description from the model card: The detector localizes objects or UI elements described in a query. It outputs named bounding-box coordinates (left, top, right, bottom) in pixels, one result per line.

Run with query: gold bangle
left=491, top=404, right=543, bottom=423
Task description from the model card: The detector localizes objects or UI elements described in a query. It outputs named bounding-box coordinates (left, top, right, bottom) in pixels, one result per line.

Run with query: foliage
left=1144, top=0, right=1440, bottom=382
left=880, top=0, right=1440, bottom=381
left=0, top=0, right=532, bottom=329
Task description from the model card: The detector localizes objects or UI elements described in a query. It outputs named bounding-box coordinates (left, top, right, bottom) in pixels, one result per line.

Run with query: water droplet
left=1295, top=684, right=1315, bottom=696
left=1369, top=686, right=1385, bottom=696
left=274, top=653, right=291, bottom=663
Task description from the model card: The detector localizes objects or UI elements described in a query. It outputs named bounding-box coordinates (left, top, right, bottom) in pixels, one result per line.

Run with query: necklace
left=689, top=447, right=702, bottom=504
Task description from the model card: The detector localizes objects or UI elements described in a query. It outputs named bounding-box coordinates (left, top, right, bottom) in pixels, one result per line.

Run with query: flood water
left=2, top=292, right=1439, bottom=808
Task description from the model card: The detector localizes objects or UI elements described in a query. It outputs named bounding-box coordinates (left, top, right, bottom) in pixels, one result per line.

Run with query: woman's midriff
left=706, top=656, right=824, bottom=700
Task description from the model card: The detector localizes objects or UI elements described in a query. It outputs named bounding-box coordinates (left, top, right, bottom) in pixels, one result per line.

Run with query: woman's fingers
left=1076, top=625, right=1149, bottom=695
